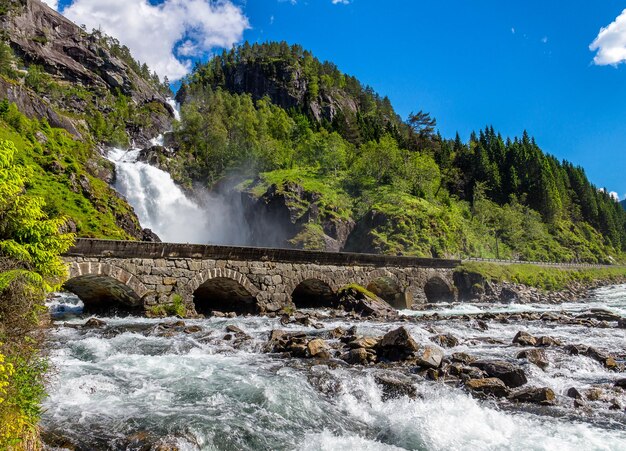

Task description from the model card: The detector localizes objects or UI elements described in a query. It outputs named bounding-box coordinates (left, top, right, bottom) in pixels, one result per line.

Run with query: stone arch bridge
left=62, top=239, right=461, bottom=315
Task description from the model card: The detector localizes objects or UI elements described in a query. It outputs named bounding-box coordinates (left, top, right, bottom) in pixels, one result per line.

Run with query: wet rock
left=83, top=318, right=106, bottom=328
left=513, top=331, right=537, bottom=347
left=414, top=346, right=444, bottom=369
left=535, top=336, right=561, bottom=347
left=329, top=327, right=347, bottom=339
left=509, top=387, right=556, bottom=405
left=566, top=387, right=583, bottom=400
left=430, top=333, right=459, bottom=348
left=465, top=378, right=510, bottom=398
left=348, top=337, right=379, bottom=349
left=226, top=325, right=244, bottom=334
left=377, top=327, right=419, bottom=362
left=615, top=378, right=626, bottom=389
left=341, top=348, right=370, bottom=365
left=183, top=326, right=202, bottom=334
left=374, top=373, right=417, bottom=400
left=566, top=345, right=622, bottom=370
left=451, top=352, right=476, bottom=365
left=618, top=318, right=626, bottom=329
left=585, top=388, right=604, bottom=402
left=576, top=309, right=622, bottom=322
left=516, top=348, right=549, bottom=370
left=337, top=287, right=398, bottom=319
left=307, top=339, right=330, bottom=359
left=471, top=360, right=528, bottom=388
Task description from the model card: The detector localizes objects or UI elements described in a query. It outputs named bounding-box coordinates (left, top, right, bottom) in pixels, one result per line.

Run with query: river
left=42, top=286, right=626, bottom=450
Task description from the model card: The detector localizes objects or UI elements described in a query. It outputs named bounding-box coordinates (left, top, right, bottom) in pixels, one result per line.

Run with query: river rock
left=509, top=387, right=556, bottom=405
left=377, top=327, right=419, bottom=362
left=516, top=348, right=549, bottom=370
left=451, top=352, right=476, bottom=365
left=430, top=333, right=459, bottom=348
left=226, top=325, right=244, bottom=334
left=513, top=331, right=537, bottom=347
left=414, top=346, right=444, bottom=369
left=374, top=373, right=417, bottom=400
left=535, top=336, right=561, bottom=347
left=615, top=378, right=626, bottom=389
left=576, top=309, right=622, bottom=322
left=307, top=339, right=330, bottom=359
left=83, top=318, right=106, bottom=328
left=471, top=360, right=528, bottom=388
left=566, top=387, right=583, bottom=400
left=465, top=378, right=510, bottom=398
left=341, top=348, right=370, bottom=365
left=348, top=337, right=379, bottom=349
left=337, top=287, right=398, bottom=319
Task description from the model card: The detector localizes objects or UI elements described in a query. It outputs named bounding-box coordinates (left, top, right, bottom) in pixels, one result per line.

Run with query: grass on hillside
left=458, top=261, right=626, bottom=291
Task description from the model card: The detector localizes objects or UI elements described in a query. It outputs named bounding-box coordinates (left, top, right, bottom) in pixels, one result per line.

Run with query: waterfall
left=106, top=147, right=251, bottom=245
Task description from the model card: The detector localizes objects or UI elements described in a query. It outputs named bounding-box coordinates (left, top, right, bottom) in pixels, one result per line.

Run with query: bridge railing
left=65, top=239, right=623, bottom=270
left=463, top=256, right=617, bottom=269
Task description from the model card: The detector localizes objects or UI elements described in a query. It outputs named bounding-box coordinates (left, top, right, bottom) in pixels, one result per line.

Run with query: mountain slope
left=167, top=42, right=626, bottom=263
left=0, top=0, right=175, bottom=239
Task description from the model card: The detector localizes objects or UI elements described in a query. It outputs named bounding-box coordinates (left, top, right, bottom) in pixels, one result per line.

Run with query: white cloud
left=589, top=9, right=626, bottom=66
left=332, top=0, right=351, bottom=3
left=41, top=0, right=58, bottom=10
left=541, top=36, right=548, bottom=44
left=62, top=0, right=249, bottom=81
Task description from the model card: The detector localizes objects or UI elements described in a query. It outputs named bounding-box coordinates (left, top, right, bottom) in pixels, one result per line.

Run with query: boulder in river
left=414, top=345, right=444, bottom=369
left=576, top=309, right=622, bottom=322
left=337, top=286, right=398, bottom=319
left=516, top=348, right=549, bottom=370
left=471, top=360, right=528, bottom=388
left=341, top=348, right=370, bottom=365
left=83, top=318, right=106, bottom=328
left=615, top=378, right=626, bottom=389
left=509, top=387, right=556, bottom=405
left=377, top=327, right=419, bottom=362
left=374, top=373, right=417, bottom=400
left=513, top=331, right=537, bottom=347
left=307, top=339, right=331, bottom=359
left=465, top=378, right=510, bottom=398
left=430, top=333, right=459, bottom=348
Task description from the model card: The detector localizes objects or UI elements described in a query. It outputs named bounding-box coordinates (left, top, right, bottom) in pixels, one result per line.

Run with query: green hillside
left=169, top=42, right=626, bottom=263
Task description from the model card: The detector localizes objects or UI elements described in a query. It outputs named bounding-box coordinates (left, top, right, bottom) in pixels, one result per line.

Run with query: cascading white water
left=42, top=286, right=626, bottom=449
left=107, top=147, right=212, bottom=243
left=104, top=96, right=256, bottom=244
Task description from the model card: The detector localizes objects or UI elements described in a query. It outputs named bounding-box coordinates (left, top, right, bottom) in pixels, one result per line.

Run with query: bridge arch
left=63, top=262, right=148, bottom=314
left=288, top=271, right=338, bottom=308
left=191, top=268, right=260, bottom=315
left=424, top=275, right=455, bottom=303
left=365, top=270, right=410, bottom=309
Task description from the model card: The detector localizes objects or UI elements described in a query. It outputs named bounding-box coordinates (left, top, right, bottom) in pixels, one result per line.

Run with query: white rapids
left=42, top=286, right=626, bottom=450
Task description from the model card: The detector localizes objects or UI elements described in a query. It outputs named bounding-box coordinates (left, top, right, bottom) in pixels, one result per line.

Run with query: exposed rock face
left=0, top=77, right=81, bottom=137
left=1, top=0, right=173, bottom=145
left=176, top=59, right=358, bottom=126
left=243, top=181, right=355, bottom=251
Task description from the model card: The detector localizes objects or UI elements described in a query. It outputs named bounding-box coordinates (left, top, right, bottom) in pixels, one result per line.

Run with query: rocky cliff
left=1, top=0, right=173, bottom=146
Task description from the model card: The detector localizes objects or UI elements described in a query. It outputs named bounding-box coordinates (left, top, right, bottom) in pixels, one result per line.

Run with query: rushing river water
left=43, top=286, right=626, bottom=450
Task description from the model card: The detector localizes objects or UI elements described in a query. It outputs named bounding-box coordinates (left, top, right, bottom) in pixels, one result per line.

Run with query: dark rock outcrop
left=471, top=360, right=528, bottom=388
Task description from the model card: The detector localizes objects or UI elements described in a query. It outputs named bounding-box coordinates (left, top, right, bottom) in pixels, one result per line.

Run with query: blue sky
left=54, top=0, right=626, bottom=198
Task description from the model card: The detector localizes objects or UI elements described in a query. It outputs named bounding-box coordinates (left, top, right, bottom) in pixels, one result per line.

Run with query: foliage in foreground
left=0, top=139, right=74, bottom=448
left=457, top=261, right=626, bottom=291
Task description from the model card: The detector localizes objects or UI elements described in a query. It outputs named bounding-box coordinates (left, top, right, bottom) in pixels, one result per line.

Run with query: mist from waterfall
left=107, top=147, right=251, bottom=245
